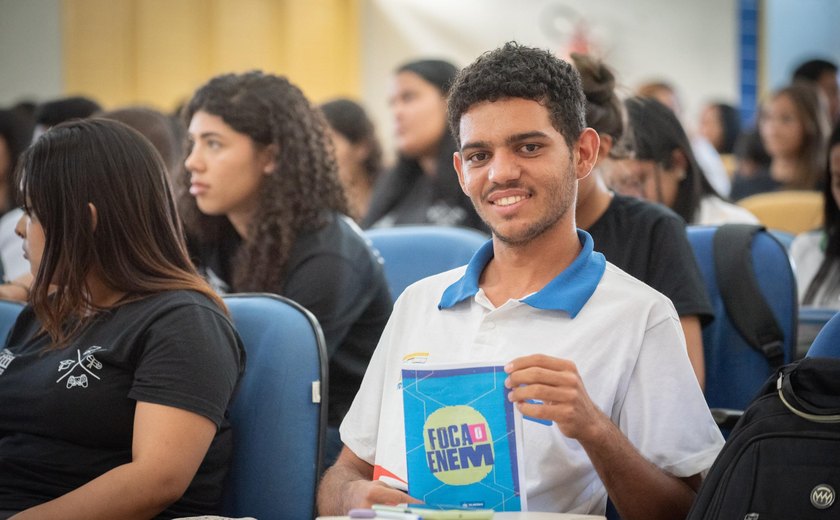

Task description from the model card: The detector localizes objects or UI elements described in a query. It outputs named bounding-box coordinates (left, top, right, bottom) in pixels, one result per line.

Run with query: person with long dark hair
left=180, top=71, right=392, bottom=465
left=616, top=96, right=758, bottom=225
left=791, top=121, right=840, bottom=307
left=362, top=59, right=485, bottom=231
left=320, top=98, right=383, bottom=223
left=698, top=102, right=741, bottom=155
left=731, top=83, right=830, bottom=199
left=0, top=119, right=243, bottom=519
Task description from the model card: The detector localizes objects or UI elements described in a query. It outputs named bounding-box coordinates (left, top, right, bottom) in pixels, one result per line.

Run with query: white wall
left=766, top=0, right=840, bottom=91
left=0, top=0, right=63, bottom=106
left=361, top=0, right=740, bottom=161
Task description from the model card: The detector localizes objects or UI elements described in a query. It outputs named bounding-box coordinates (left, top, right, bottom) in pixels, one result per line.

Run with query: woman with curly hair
left=180, top=71, right=392, bottom=465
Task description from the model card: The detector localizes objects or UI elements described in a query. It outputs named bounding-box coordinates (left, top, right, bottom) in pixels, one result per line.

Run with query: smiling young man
left=317, top=43, right=724, bottom=520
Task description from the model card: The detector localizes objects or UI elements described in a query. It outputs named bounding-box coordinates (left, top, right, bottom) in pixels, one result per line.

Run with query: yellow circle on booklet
left=422, top=405, right=495, bottom=485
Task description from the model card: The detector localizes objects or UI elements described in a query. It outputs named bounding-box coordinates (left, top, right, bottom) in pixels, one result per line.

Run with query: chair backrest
left=365, top=226, right=489, bottom=300
left=686, top=225, right=798, bottom=411
left=805, top=310, right=840, bottom=358
left=221, top=293, right=328, bottom=520
left=737, top=190, right=823, bottom=234
left=0, top=300, right=24, bottom=343
left=797, top=307, right=838, bottom=358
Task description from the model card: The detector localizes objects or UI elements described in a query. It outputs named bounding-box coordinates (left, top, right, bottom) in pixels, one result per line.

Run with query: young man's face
left=453, top=97, right=597, bottom=246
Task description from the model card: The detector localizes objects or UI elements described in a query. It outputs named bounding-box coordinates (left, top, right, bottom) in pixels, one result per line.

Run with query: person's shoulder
left=697, top=195, right=760, bottom=225
left=611, top=194, right=684, bottom=224
left=597, top=261, right=679, bottom=314
left=124, top=290, right=226, bottom=318
left=790, top=230, right=823, bottom=257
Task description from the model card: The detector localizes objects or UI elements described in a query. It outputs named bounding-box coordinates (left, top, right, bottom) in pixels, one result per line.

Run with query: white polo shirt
left=341, top=231, right=724, bottom=514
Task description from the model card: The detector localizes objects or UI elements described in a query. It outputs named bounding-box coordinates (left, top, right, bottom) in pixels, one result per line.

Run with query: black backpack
left=686, top=357, right=840, bottom=520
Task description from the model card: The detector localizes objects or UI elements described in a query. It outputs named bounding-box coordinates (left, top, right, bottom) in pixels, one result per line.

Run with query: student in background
left=730, top=128, right=773, bottom=201
left=793, top=58, right=840, bottom=125
left=636, top=80, right=731, bottom=196
left=731, top=83, right=829, bottom=199
left=0, top=119, right=243, bottom=519
left=30, top=96, right=101, bottom=141
left=571, top=53, right=712, bottom=388
left=320, top=99, right=384, bottom=223
left=619, top=96, right=758, bottom=226
left=698, top=102, right=741, bottom=176
left=791, top=121, right=840, bottom=307
left=100, top=106, right=183, bottom=186
left=0, top=108, right=34, bottom=288
left=180, top=71, right=392, bottom=466
left=362, top=59, right=485, bottom=231
left=759, top=83, right=829, bottom=190
left=319, top=42, right=723, bottom=520
left=698, top=102, right=741, bottom=156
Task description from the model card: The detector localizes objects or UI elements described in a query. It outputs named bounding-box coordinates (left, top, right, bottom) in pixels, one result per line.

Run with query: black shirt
left=588, top=194, right=714, bottom=324
left=196, top=212, right=392, bottom=426
left=0, top=290, right=244, bottom=518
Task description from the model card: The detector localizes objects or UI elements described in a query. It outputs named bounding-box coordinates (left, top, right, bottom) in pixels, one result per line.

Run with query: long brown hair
left=180, top=71, right=348, bottom=292
left=761, top=83, right=829, bottom=190
left=18, top=118, right=225, bottom=348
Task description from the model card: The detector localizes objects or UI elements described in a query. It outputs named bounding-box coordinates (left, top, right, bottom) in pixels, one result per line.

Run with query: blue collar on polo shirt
left=438, top=229, right=606, bottom=317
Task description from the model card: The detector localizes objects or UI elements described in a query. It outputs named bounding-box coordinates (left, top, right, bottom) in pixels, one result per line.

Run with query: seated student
left=791, top=121, right=840, bottom=307
left=320, top=98, right=384, bottom=223
left=362, top=59, right=486, bottom=231
left=0, top=119, right=243, bottom=519
left=731, top=83, right=829, bottom=200
left=180, top=71, right=392, bottom=466
left=318, top=43, right=724, bottom=520
left=571, top=54, right=712, bottom=389
left=618, top=96, right=758, bottom=226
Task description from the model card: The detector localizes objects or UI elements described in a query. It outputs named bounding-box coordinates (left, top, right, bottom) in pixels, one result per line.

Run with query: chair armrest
left=711, top=408, right=743, bottom=430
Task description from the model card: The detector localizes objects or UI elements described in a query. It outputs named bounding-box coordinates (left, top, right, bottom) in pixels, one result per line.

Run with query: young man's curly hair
left=180, top=71, right=348, bottom=292
left=447, top=42, right=586, bottom=149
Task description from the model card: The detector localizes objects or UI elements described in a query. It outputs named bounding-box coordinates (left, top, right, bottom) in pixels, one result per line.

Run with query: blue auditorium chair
left=221, top=293, right=328, bottom=520
left=686, top=225, right=797, bottom=414
left=365, top=226, right=489, bottom=301
left=0, top=299, right=24, bottom=341
left=806, top=310, right=840, bottom=358
left=797, top=307, right=838, bottom=358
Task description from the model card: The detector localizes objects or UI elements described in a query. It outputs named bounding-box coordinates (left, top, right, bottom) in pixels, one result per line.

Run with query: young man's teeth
left=496, top=195, right=524, bottom=206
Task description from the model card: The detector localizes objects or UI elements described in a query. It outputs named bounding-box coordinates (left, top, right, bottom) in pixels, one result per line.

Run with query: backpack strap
left=777, top=363, right=840, bottom=422
left=713, top=224, right=785, bottom=368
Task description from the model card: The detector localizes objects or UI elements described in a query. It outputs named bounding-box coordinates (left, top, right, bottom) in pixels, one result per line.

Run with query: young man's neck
left=576, top=173, right=614, bottom=230
left=480, top=219, right=582, bottom=307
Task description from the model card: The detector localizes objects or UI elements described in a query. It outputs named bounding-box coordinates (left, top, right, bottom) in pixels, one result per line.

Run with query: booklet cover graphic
left=402, top=363, right=526, bottom=511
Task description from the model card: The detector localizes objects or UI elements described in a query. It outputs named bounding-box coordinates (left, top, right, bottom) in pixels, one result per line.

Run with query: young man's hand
left=504, top=354, right=610, bottom=442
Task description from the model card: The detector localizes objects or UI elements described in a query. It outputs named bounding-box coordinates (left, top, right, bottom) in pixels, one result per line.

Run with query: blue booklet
left=402, top=362, right=526, bottom=511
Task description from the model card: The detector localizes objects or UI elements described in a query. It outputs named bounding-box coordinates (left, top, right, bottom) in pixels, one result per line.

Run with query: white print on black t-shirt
left=0, top=348, right=15, bottom=375
left=66, top=374, right=88, bottom=388
left=56, top=347, right=106, bottom=389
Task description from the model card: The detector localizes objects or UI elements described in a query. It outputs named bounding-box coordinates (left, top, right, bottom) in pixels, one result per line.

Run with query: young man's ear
left=575, top=128, right=601, bottom=181
left=453, top=151, right=468, bottom=195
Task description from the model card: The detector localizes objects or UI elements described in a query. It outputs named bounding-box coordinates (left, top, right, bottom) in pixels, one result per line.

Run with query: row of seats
left=1, top=224, right=836, bottom=519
